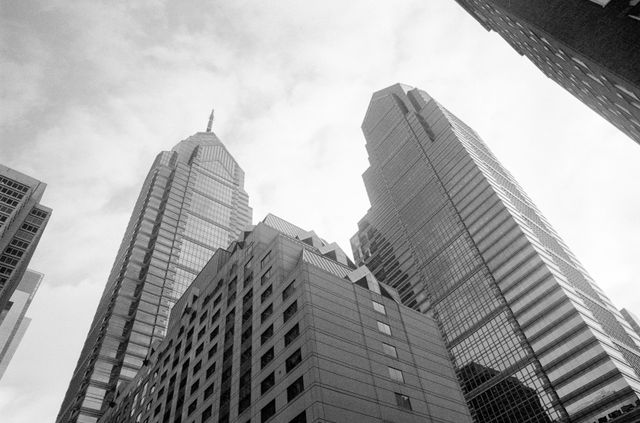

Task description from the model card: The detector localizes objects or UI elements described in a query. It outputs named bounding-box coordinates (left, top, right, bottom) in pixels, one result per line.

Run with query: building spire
left=206, top=109, right=214, bottom=132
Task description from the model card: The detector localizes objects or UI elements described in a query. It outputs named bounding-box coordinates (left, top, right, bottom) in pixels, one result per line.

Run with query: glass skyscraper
left=351, top=84, right=640, bottom=423
left=451, top=0, right=640, bottom=146
left=57, top=123, right=252, bottom=423
left=0, top=165, right=51, bottom=317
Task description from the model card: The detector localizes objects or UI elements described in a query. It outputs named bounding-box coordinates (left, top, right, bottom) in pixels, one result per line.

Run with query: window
left=372, top=301, right=386, bottom=315
left=285, top=348, right=302, bottom=372
left=382, top=343, right=397, bottom=358
left=261, top=251, right=271, bottom=268
left=193, top=360, right=202, bottom=374
left=283, top=301, right=297, bottom=322
left=243, top=272, right=253, bottom=288
left=204, top=382, right=214, bottom=399
left=261, top=285, right=272, bottom=303
left=261, top=325, right=274, bottom=345
left=208, top=343, right=218, bottom=359
left=286, top=376, right=304, bottom=402
left=282, top=281, right=295, bottom=301
left=210, top=326, right=219, bottom=341
left=284, top=324, right=300, bottom=347
left=206, top=362, right=216, bottom=378
left=395, top=393, right=412, bottom=410
left=261, top=347, right=274, bottom=369
left=261, top=399, right=276, bottom=422
left=377, top=321, right=391, bottom=335
left=289, top=411, right=307, bottom=423
left=261, top=267, right=272, bottom=285
left=388, top=367, right=404, bottom=382
left=201, top=405, right=212, bottom=421
left=261, top=372, right=275, bottom=394
left=190, top=379, right=200, bottom=395
left=261, top=304, right=273, bottom=323
left=187, top=399, right=197, bottom=416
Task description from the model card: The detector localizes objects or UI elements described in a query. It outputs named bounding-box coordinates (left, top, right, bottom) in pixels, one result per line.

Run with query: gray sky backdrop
left=1, top=1, right=639, bottom=422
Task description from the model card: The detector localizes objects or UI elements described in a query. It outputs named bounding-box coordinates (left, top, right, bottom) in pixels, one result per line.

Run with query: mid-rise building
left=351, top=84, right=640, bottom=423
left=0, top=165, right=50, bottom=316
left=0, top=269, right=43, bottom=380
left=57, top=120, right=252, bottom=423
left=98, top=214, right=473, bottom=423
left=452, top=0, right=640, bottom=145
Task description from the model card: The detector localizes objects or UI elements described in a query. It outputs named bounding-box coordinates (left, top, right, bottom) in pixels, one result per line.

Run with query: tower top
left=206, top=109, right=214, bottom=132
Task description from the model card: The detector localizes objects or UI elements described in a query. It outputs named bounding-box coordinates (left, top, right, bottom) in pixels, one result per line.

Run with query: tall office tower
left=0, top=165, right=50, bottom=317
left=57, top=121, right=252, bottom=423
left=0, top=269, right=42, bottom=379
left=452, top=0, right=640, bottom=146
left=351, top=84, right=640, bottom=423
left=98, top=214, right=473, bottom=423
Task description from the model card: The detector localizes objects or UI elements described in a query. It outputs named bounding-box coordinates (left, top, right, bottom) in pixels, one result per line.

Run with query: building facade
left=0, top=165, right=50, bottom=316
left=98, top=214, right=473, bottom=423
left=0, top=269, right=43, bottom=380
left=351, top=84, right=640, bottom=423
left=452, top=0, right=640, bottom=145
left=57, top=125, right=252, bottom=423
left=621, top=309, right=640, bottom=338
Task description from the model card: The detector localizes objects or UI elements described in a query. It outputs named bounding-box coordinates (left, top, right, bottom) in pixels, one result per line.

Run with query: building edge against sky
left=0, top=165, right=51, bottom=317
left=452, top=0, right=640, bottom=146
left=0, top=269, right=43, bottom=380
left=351, top=84, right=640, bottom=423
left=99, top=214, right=473, bottom=423
left=57, top=123, right=252, bottom=423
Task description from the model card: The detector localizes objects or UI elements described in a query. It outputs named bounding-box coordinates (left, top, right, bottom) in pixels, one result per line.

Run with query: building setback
left=0, top=164, right=50, bottom=315
left=98, top=214, right=473, bottom=423
left=452, top=0, right=640, bottom=146
left=351, top=84, right=640, bottom=423
left=57, top=121, right=252, bottom=423
left=0, top=269, right=43, bottom=380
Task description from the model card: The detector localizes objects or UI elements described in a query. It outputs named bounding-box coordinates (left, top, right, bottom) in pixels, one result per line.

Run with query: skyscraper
left=0, top=269, right=43, bottom=380
left=99, top=214, right=473, bottom=423
left=57, top=120, right=252, bottom=423
left=0, top=165, right=51, bottom=316
left=452, top=0, right=640, bottom=146
left=351, top=84, right=640, bottom=423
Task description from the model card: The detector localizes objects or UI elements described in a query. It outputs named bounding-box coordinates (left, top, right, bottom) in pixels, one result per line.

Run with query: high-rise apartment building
left=351, top=84, right=640, bottom=423
left=622, top=309, right=640, bottom=338
left=57, top=123, right=252, bottom=423
left=0, top=269, right=43, bottom=380
left=452, top=0, right=640, bottom=146
left=98, top=214, right=473, bottom=423
left=0, top=165, right=50, bottom=316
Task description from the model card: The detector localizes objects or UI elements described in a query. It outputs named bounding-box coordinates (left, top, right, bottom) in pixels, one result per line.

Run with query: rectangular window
left=187, top=399, right=197, bottom=416
left=210, top=326, right=219, bottom=341
left=395, top=393, right=412, bottom=410
left=193, top=360, right=202, bottom=374
left=206, top=362, right=216, bottom=378
left=372, top=301, right=386, bottom=315
left=190, top=379, right=200, bottom=395
left=261, top=324, right=274, bottom=345
left=289, top=411, right=307, bottom=423
left=285, top=348, right=302, bottom=372
left=388, top=367, right=404, bottom=382
left=208, top=343, right=218, bottom=359
left=286, top=376, right=304, bottom=402
left=261, top=251, right=271, bottom=268
left=282, top=280, right=295, bottom=301
left=377, top=321, right=391, bottom=335
left=244, top=272, right=253, bottom=288
left=261, top=347, right=274, bottom=369
left=201, top=405, right=212, bottom=421
left=261, top=304, right=273, bottom=323
left=261, top=372, right=275, bottom=394
left=261, top=285, right=273, bottom=303
left=382, top=343, right=397, bottom=358
left=261, top=267, right=272, bottom=285
left=261, top=399, right=276, bottom=423
left=284, top=324, right=300, bottom=347
left=283, top=301, right=297, bottom=323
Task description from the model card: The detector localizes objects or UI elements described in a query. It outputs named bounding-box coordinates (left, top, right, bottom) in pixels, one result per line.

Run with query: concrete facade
left=98, top=215, right=472, bottom=423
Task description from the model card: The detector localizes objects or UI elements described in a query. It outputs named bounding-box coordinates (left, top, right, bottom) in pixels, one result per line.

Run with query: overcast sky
left=1, top=1, right=640, bottom=422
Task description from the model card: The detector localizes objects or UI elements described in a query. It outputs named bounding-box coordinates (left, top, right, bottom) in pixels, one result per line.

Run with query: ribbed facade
left=0, top=165, right=50, bottom=316
left=453, top=0, right=640, bottom=145
left=98, top=214, right=472, bottom=423
left=351, top=84, right=640, bottom=423
left=57, top=130, right=251, bottom=423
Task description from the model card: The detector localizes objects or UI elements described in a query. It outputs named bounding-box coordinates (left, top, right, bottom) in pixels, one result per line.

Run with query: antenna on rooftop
left=206, top=109, right=214, bottom=132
